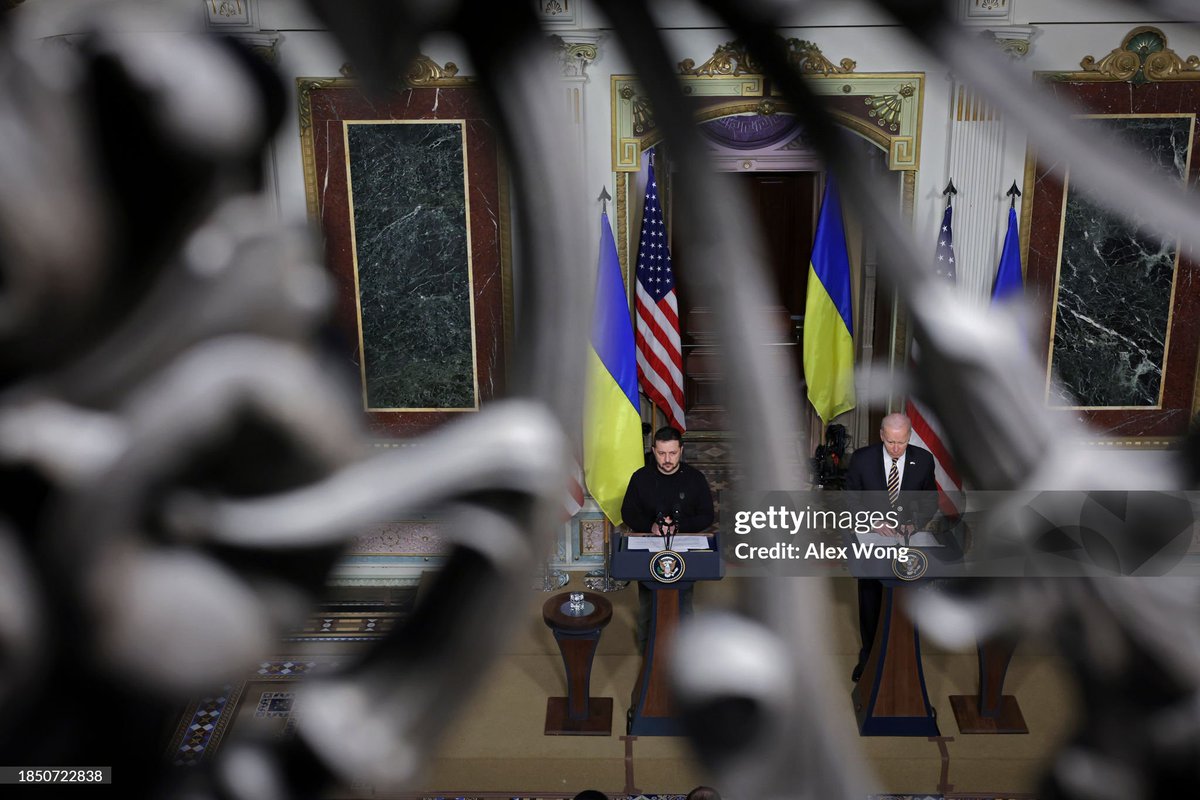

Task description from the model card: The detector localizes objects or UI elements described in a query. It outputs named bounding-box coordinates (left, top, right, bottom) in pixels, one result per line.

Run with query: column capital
left=982, top=25, right=1038, bottom=59
left=551, top=32, right=602, bottom=81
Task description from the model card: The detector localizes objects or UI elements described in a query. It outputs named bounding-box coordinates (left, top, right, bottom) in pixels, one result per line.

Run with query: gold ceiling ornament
left=994, top=37, right=1030, bottom=58
left=1080, top=26, right=1199, bottom=84
left=756, top=100, right=778, bottom=116
left=679, top=40, right=762, bottom=76
left=864, top=93, right=904, bottom=133
left=678, top=38, right=855, bottom=77
left=787, top=39, right=856, bottom=75
left=297, top=78, right=330, bottom=137
left=631, top=93, right=654, bottom=135
left=405, top=55, right=461, bottom=85
left=337, top=55, right=461, bottom=85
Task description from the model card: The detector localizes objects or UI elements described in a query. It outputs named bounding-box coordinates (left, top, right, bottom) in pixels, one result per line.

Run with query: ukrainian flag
left=803, top=176, right=856, bottom=426
left=585, top=211, right=644, bottom=526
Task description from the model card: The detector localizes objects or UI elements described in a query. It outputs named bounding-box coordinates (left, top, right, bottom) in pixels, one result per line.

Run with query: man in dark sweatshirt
left=620, top=426, right=715, bottom=652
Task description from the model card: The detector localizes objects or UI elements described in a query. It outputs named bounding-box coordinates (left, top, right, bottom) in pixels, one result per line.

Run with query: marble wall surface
left=346, top=122, right=476, bottom=410
left=1027, top=78, right=1200, bottom=442
left=1049, top=116, right=1191, bottom=408
left=301, top=83, right=509, bottom=437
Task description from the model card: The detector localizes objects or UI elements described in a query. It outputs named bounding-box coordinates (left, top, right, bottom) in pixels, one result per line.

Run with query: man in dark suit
left=845, top=412, right=938, bottom=682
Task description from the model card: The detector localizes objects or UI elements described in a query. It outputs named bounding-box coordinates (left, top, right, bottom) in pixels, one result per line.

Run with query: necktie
left=887, top=457, right=900, bottom=508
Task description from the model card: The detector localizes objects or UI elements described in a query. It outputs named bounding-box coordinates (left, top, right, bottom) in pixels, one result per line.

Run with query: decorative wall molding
left=403, top=54, right=462, bottom=85
left=203, top=0, right=256, bottom=31
left=1076, top=26, right=1200, bottom=84
left=957, top=0, right=1013, bottom=25
left=679, top=38, right=855, bottom=77
left=338, top=55, right=463, bottom=86
left=550, top=32, right=600, bottom=80
left=577, top=517, right=609, bottom=558
left=612, top=72, right=923, bottom=172
left=983, top=24, right=1036, bottom=58
left=537, top=0, right=579, bottom=29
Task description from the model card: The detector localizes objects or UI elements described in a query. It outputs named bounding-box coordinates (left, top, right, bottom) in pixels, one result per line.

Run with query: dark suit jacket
left=844, top=442, right=938, bottom=529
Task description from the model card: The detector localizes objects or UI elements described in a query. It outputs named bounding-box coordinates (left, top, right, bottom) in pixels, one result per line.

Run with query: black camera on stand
left=812, top=423, right=850, bottom=489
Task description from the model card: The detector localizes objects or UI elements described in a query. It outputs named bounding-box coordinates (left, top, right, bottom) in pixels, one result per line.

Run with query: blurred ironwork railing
left=0, top=1, right=1197, bottom=798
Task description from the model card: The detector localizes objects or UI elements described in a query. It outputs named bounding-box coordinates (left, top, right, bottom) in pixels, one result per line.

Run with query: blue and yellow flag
left=803, top=176, right=856, bottom=426
left=585, top=211, right=644, bottom=526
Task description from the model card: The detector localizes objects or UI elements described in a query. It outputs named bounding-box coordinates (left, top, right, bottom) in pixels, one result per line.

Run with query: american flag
left=634, top=159, right=686, bottom=432
left=906, top=202, right=962, bottom=515
left=933, top=203, right=957, bottom=281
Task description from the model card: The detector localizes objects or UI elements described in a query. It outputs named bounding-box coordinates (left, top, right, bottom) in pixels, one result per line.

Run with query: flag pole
left=1006, top=180, right=1021, bottom=209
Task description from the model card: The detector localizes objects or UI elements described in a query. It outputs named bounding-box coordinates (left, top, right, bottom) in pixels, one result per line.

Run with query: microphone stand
left=662, top=517, right=677, bottom=553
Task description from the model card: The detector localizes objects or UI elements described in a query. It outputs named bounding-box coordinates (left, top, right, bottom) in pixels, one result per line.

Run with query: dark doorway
left=672, top=171, right=820, bottom=431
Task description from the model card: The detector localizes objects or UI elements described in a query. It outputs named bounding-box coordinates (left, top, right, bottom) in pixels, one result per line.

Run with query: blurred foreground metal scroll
left=0, top=0, right=1197, bottom=798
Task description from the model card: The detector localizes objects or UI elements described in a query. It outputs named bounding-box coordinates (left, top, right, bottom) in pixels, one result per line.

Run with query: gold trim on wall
left=1019, top=145, right=1037, bottom=282
left=337, top=56, right=468, bottom=86
left=296, top=77, right=327, bottom=222
left=678, top=38, right=856, bottom=78
left=892, top=171, right=919, bottom=382
left=1074, top=27, right=1200, bottom=84
left=615, top=171, right=629, bottom=287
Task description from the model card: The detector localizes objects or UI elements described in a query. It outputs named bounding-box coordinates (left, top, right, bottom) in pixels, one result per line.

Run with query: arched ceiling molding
left=611, top=40, right=923, bottom=173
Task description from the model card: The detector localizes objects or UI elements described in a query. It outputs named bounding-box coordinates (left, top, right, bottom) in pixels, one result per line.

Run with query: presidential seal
left=891, top=547, right=929, bottom=581
left=650, top=550, right=686, bottom=583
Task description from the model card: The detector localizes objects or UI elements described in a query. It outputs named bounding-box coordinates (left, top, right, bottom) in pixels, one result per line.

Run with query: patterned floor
left=168, top=588, right=419, bottom=766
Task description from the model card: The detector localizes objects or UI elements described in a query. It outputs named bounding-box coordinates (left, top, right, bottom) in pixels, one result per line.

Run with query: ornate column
left=551, top=34, right=601, bottom=167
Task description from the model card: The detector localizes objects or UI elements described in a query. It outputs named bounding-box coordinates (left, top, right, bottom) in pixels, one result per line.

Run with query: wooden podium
left=850, top=581, right=940, bottom=736
left=847, top=539, right=939, bottom=737
left=611, top=534, right=723, bottom=736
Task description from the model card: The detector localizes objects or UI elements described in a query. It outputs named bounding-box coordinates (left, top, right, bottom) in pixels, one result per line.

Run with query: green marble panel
left=1049, top=116, right=1192, bottom=407
left=346, top=121, right=476, bottom=410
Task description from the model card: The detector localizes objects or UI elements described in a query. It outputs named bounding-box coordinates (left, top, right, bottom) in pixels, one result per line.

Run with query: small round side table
left=541, top=591, right=613, bottom=736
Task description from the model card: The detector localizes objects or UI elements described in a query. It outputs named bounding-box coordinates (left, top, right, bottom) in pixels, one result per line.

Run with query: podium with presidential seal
left=611, top=531, right=723, bottom=735
left=847, top=530, right=944, bottom=737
